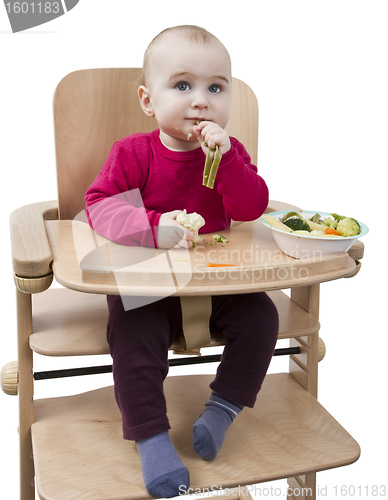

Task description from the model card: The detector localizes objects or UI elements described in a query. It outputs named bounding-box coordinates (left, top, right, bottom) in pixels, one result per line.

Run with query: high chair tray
left=31, top=373, right=360, bottom=500
left=45, top=219, right=357, bottom=295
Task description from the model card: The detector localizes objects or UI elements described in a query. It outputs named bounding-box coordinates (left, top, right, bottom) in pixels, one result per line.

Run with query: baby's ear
left=138, top=86, right=154, bottom=117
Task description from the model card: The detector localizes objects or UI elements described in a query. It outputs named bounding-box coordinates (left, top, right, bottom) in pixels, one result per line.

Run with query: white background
left=1, top=1, right=387, bottom=499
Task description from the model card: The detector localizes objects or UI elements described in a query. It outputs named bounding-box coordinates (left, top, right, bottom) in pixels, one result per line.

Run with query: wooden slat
left=16, top=289, right=35, bottom=500
left=29, top=288, right=319, bottom=356
left=289, top=285, right=320, bottom=397
left=32, top=373, right=360, bottom=500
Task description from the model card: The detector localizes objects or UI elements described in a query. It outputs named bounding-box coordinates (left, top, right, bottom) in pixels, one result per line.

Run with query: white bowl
left=261, top=210, right=368, bottom=259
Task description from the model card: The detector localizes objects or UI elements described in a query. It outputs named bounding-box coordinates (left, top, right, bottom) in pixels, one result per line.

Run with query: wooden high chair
left=1, top=69, right=364, bottom=500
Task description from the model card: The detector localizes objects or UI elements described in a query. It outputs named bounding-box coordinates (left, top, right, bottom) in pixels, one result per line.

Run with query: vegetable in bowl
left=261, top=210, right=368, bottom=258
left=280, top=212, right=312, bottom=232
left=265, top=211, right=362, bottom=239
left=334, top=217, right=361, bottom=237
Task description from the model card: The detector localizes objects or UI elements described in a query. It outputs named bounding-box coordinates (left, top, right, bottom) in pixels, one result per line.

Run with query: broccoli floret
left=280, top=211, right=312, bottom=232
left=283, top=218, right=312, bottom=232
left=206, top=234, right=228, bottom=246
left=212, top=234, right=228, bottom=243
left=336, top=217, right=361, bottom=237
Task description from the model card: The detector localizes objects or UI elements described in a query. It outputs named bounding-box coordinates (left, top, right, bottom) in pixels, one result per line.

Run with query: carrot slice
left=207, top=263, right=237, bottom=267
left=325, top=227, right=341, bottom=235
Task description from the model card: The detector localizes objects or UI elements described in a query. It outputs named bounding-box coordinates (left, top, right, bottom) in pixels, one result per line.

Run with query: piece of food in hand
left=196, top=120, right=222, bottom=189
left=175, top=209, right=205, bottom=245
left=203, top=145, right=222, bottom=188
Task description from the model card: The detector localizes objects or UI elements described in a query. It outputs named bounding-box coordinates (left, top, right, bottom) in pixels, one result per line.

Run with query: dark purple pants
left=107, top=292, right=279, bottom=441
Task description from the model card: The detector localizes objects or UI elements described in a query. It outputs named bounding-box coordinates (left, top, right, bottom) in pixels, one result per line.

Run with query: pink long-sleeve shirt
left=85, top=129, right=269, bottom=247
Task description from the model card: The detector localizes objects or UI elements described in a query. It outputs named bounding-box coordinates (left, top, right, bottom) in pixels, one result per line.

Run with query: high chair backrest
left=54, top=68, right=259, bottom=220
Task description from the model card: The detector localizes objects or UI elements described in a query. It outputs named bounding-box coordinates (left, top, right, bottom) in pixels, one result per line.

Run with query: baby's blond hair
left=141, top=25, right=230, bottom=86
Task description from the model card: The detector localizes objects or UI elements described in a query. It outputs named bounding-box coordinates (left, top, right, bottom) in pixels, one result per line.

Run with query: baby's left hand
left=193, top=121, right=231, bottom=156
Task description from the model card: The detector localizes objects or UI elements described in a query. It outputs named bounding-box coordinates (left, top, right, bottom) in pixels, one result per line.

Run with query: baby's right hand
left=157, top=211, right=195, bottom=249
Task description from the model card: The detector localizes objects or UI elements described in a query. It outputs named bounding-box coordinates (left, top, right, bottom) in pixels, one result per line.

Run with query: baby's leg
left=107, top=295, right=189, bottom=497
left=193, top=292, right=279, bottom=460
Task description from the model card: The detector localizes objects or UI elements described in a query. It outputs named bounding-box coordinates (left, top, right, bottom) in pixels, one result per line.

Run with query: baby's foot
left=192, top=392, right=243, bottom=461
left=136, top=431, right=189, bottom=498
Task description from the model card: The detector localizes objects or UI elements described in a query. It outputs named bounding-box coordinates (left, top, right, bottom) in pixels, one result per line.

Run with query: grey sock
left=136, top=431, right=189, bottom=497
left=192, top=392, right=243, bottom=460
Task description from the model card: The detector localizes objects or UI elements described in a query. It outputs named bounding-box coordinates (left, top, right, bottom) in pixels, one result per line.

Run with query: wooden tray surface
left=45, top=219, right=356, bottom=296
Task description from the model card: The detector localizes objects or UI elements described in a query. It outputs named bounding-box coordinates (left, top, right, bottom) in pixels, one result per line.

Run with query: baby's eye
left=208, top=84, right=221, bottom=93
left=175, top=81, right=191, bottom=91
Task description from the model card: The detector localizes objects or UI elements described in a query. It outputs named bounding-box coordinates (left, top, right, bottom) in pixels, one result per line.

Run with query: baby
left=85, top=25, right=279, bottom=498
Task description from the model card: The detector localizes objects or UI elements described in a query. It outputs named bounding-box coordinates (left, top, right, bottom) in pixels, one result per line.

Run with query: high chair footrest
left=31, top=373, right=360, bottom=500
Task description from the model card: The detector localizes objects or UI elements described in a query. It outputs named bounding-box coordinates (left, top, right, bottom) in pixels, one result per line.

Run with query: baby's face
left=142, top=36, right=232, bottom=151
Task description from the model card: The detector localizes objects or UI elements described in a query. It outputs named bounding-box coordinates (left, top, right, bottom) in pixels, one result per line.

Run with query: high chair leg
left=16, top=287, right=35, bottom=500
left=289, top=284, right=320, bottom=398
left=287, top=284, right=321, bottom=500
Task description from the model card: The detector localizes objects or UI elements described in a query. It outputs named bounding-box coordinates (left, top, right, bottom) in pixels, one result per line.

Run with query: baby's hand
left=193, top=121, right=231, bottom=156
left=157, top=211, right=195, bottom=249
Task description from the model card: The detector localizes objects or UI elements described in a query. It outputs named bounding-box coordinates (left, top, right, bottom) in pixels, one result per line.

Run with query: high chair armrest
left=10, top=200, right=59, bottom=278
